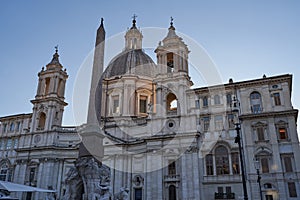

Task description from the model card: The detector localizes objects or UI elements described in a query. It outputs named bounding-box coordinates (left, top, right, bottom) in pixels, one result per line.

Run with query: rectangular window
left=227, top=114, right=235, bottom=129
left=261, top=158, right=269, bottom=173
left=214, top=95, right=221, bottom=105
left=134, top=188, right=142, bottom=200
left=112, top=96, right=120, bottom=114
left=168, top=161, right=176, bottom=175
left=29, top=167, right=36, bottom=182
left=226, top=187, right=232, bottom=194
left=16, top=122, right=21, bottom=132
left=226, top=93, right=232, bottom=105
left=0, top=168, right=7, bottom=181
left=278, top=127, right=288, bottom=140
left=203, top=97, right=208, bottom=107
left=257, top=127, right=265, bottom=141
left=195, top=99, right=200, bottom=109
left=252, top=104, right=261, bottom=113
left=214, top=115, right=223, bottom=130
left=2, top=123, right=7, bottom=133
left=231, top=153, right=240, bottom=174
left=9, top=123, right=15, bottom=132
left=206, top=154, right=213, bottom=175
left=139, top=96, right=147, bottom=114
left=288, top=182, right=297, bottom=197
left=217, top=187, right=223, bottom=193
left=273, top=93, right=281, bottom=106
left=13, top=138, right=19, bottom=149
left=283, top=156, right=293, bottom=172
left=203, top=116, right=210, bottom=132
left=0, top=139, right=5, bottom=150
left=6, top=139, right=12, bottom=150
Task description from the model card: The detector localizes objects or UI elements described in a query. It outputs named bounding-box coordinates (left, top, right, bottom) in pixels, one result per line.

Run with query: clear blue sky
left=0, top=1, right=299, bottom=133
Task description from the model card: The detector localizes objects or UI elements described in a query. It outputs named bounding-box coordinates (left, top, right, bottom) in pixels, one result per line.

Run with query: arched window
left=0, top=162, right=12, bottom=181
left=38, top=112, right=46, bottom=130
left=167, top=53, right=174, bottom=73
left=205, top=145, right=240, bottom=176
left=44, top=78, right=50, bottom=95
left=169, top=185, right=176, bottom=200
left=250, top=92, right=262, bottom=113
left=215, top=146, right=229, bottom=175
left=166, top=93, right=177, bottom=112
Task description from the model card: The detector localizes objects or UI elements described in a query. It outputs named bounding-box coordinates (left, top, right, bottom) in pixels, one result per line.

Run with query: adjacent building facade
left=0, top=18, right=299, bottom=200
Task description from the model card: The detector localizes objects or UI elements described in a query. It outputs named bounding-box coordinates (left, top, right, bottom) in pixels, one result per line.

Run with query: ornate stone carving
left=114, top=187, right=129, bottom=200
left=62, top=157, right=111, bottom=200
left=62, top=166, right=83, bottom=200
left=132, top=175, right=144, bottom=186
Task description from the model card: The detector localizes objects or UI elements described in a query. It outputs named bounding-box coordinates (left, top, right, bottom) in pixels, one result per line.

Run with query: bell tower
left=155, top=17, right=190, bottom=75
left=30, top=47, right=68, bottom=132
left=154, top=18, right=192, bottom=117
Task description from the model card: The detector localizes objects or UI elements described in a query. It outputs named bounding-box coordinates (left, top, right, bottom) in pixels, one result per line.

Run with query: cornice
left=239, top=109, right=298, bottom=120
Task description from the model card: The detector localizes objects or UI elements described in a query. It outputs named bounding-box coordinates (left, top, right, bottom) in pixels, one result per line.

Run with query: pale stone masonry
left=0, top=18, right=299, bottom=200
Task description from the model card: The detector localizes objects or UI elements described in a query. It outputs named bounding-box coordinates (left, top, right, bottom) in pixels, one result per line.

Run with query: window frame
left=139, top=96, right=148, bottom=114
left=231, top=152, right=240, bottom=174
left=0, top=162, right=12, bottom=182
left=226, top=93, right=232, bottom=105
left=288, top=182, right=297, bottom=197
left=261, top=157, right=270, bottom=173
left=202, top=116, right=210, bottom=132
left=281, top=154, right=294, bottom=173
left=214, top=95, right=221, bottom=105
left=214, top=115, right=223, bottom=130
left=256, top=126, right=265, bottom=141
left=205, top=154, right=214, bottom=175
left=273, top=92, right=281, bottom=106
left=250, top=91, right=262, bottom=113
left=168, top=160, right=176, bottom=175
left=215, top=146, right=230, bottom=175
left=202, top=96, right=208, bottom=107
left=112, top=95, right=120, bottom=114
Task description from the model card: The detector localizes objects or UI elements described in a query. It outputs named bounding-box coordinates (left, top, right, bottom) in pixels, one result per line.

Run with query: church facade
left=0, top=18, right=300, bottom=200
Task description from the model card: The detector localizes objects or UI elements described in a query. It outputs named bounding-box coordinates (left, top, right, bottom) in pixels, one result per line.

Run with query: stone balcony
left=215, top=192, right=235, bottom=199
left=164, top=174, right=180, bottom=182
left=203, top=174, right=241, bottom=184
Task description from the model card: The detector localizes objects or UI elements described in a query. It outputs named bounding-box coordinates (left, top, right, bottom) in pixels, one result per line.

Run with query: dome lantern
left=125, top=15, right=143, bottom=50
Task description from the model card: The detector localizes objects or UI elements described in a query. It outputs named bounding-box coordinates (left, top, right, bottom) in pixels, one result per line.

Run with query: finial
left=131, top=14, right=137, bottom=28
left=49, top=45, right=60, bottom=65
left=169, top=16, right=175, bottom=30
left=101, top=18, right=104, bottom=26
left=133, top=14, right=137, bottom=21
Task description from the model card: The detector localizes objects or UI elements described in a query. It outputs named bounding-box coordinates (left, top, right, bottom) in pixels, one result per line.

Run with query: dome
left=103, top=49, right=157, bottom=78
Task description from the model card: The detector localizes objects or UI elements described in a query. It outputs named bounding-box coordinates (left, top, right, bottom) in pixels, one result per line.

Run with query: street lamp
left=254, top=159, right=263, bottom=200
left=234, top=123, right=248, bottom=200
left=231, top=96, right=248, bottom=200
